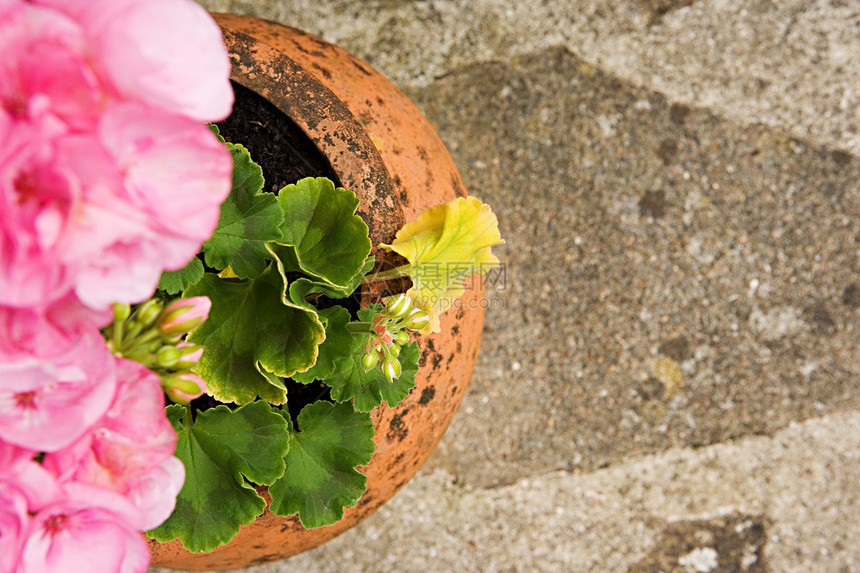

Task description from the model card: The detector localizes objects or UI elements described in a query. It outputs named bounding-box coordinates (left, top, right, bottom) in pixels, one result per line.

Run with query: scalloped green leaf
left=203, top=142, right=284, bottom=278
left=209, top=123, right=225, bottom=141
left=269, top=401, right=374, bottom=529
left=325, top=306, right=420, bottom=412
left=147, top=402, right=290, bottom=553
left=276, top=177, right=371, bottom=288
left=158, top=256, right=204, bottom=294
left=291, top=306, right=352, bottom=384
left=185, top=269, right=325, bottom=405
left=284, top=255, right=375, bottom=307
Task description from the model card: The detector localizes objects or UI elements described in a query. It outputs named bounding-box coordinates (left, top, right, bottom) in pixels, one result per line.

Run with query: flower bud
left=162, top=372, right=207, bottom=404
left=381, top=357, right=402, bottom=382
left=361, top=351, right=379, bottom=372
left=371, top=313, right=387, bottom=335
left=174, top=342, right=204, bottom=370
left=155, top=346, right=182, bottom=368
left=364, top=337, right=377, bottom=356
left=405, top=308, right=430, bottom=331
left=135, top=299, right=164, bottom=328
left=113, top=303, right=131, bottom=323
left=388, top=343, right=401, bottom=358
left=393, top=331, right=410, bottom=346
left=159, top=296, right=211, bottom=335
left=385, top=293, right=412, bottom=318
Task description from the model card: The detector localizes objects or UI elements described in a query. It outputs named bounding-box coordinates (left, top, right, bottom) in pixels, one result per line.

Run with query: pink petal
left=0, top=329, right=116, bottom=452
left=98, top=102, right=232, bottom=244
left=0, top=483, right=30, bottom=573
left=0, top=294, right=111, bottom=359
left=72, top=241, right=166, bottom=310
left=42, top=359, right=181, bottom=529
left=124, top=456, right=185, bottom=531
left=0, top=440, right=62, bottom=512
left=69, top=0, right=233, bottom=122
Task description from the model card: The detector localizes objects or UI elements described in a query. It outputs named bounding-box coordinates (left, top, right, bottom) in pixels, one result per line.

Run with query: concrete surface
left=156, top=1, right=860, bottom=571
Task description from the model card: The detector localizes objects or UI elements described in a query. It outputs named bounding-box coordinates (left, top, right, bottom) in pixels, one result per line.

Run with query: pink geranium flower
left=1, top=104, right=232, bottom=311
left=0, top=0, right=235, bottom=569
left=0, top=1, right=105, bottom=131
left=0, top=0, right=233, bottom=312
left=0, top=328, right=116, bottom=452
left=33, top=0, right=233, bottom=122
left=20, top=482, right=150, bottom=573
left=0, top=439, right=62, bottom=573
left=43, top=359, right=183, bottom=530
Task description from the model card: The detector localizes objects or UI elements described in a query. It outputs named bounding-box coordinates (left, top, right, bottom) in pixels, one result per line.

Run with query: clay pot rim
left=219, top=22, right=405, bottom=247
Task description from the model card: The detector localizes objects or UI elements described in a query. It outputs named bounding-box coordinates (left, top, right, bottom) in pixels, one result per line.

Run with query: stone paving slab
left=202, top=0, right=860, bottom=155
left=148, top=2, right=860, bottom=571
left=216, top=411, right=860, bottom=572
left=408, top=46, right=860, bottom=488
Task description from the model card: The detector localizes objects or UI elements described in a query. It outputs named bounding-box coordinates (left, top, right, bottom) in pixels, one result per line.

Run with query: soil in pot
left=216, top=82, right=338, bottom=193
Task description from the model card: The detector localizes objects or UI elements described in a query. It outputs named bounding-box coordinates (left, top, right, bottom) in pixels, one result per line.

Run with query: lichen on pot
left=147, top=14, right=498, bottom=571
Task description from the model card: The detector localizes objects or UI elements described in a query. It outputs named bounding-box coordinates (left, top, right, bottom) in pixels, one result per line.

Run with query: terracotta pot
left=149, top=13, right=486, bottom=570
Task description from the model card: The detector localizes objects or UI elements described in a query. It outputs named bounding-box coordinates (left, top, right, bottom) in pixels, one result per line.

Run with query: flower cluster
left=361, top=294, right=431, bottom=382
left=0, top=348, right=187, bottom=572
left=0, top=0, right=233, bottom=570
left=107, top=297, right=210, bottom=405
left=0, top=0, right=232, bottom=311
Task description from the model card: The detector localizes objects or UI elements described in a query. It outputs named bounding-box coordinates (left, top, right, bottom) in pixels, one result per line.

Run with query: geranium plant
left=0, top=0, right=503, bottom=570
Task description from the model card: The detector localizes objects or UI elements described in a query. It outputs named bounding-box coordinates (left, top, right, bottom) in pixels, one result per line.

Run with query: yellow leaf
left=380, top=196, right=504, bottom=333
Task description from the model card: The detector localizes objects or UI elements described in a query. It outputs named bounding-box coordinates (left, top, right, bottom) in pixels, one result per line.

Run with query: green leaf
left=209, top=123, right=225, bottom=141
left=147, top=402, right=290, bottom=553
left=291, top=306, right=352, bottom=384
left=284, top=255, right=375, bottom=306
left=325, top=306, right=420, bottom=412
left=276, top=178, right=371, bottom=288
left=203, top=143, right=285, bottom=278
left=186, top=269, right=325, bottom=405
left=158, top=257, right=204, bottom=294
left=278, top=253, right=374, bottom=385
left=253, top=270, right=326, bottom=383
left=269, top=402, right=375, bottom=529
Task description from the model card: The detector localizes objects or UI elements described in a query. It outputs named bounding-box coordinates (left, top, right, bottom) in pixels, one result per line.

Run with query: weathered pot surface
left=149, top=13, right=486, bottom=571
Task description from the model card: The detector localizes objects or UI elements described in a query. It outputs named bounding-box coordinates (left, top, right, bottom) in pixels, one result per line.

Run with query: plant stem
left=121, top=321, right=144, bottom=351
left=361, top=264, right=412, bottom=284
left=110, top=322, right=123, bottom=353
left=347, top=321, right=371, bottom=333
left=180, top=404, right=192, bottom=428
